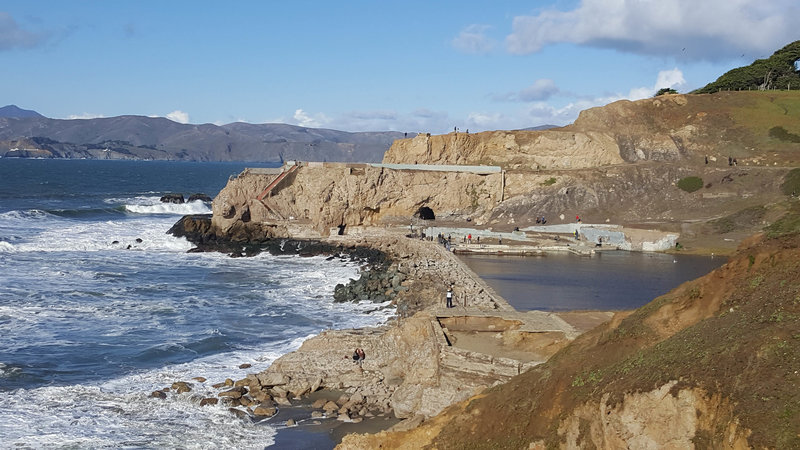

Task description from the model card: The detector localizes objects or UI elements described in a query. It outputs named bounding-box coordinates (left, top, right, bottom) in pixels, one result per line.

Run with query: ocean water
left=0, top=159, right=394, bottom=449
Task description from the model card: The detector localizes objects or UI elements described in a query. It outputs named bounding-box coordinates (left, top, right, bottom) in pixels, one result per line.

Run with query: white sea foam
left=0, top=209, right=55, bottom=222
left=119, top=195, right=211, bottom=215
left=0, top=383, right=277, bottom=449
left=7, top=216, right=193, bottom=253
left=0, top=212, right=395, bottom=448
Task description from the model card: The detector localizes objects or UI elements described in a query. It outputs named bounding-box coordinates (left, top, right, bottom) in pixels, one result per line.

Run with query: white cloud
left=0, top=12, right=45, bottom=51
left=292, top=109, right=328, bottom=128
left=627, top=68, right=686, bottom=100
left=166, top=110, right=190, bottom=124
left=452, top=24, right=496, bottom=54
left=494, top=79, right=560, bottom=102
left=506, top=0, right=799, bottom=60
left=66, top=113, right=105, bottom=120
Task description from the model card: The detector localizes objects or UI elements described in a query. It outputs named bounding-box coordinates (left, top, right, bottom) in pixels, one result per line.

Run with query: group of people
left=704, top=155, right=738, bottom=166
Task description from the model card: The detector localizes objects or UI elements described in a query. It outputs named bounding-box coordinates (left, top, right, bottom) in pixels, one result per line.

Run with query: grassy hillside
left=693, top=40, right=800, bottom=93
left=347, top=203, right=800, bottom=449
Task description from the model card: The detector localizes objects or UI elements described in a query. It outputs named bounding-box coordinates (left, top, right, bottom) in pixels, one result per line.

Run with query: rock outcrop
left=383, top=129, right=624, bottom=169
left=384, top=92, right=800, bottom=169
left=211, top=164, right=505, bottom=237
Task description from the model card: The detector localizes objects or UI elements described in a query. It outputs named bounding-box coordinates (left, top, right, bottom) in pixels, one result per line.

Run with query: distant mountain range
left=518, top=124, right=560, bottom=131
left=0, top=106, right=407, bottom=162
left=0, top=105, right=44, bottom=119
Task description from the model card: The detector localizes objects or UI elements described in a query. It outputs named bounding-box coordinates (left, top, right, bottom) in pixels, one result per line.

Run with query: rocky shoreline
left=154, top=215, right=609, bottom=447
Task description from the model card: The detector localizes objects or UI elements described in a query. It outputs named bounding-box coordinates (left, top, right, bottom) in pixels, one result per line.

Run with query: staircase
left=256, top=163, right=298, bottom=201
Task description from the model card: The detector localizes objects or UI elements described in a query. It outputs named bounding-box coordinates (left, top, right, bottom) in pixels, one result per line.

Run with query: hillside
left=693, top=40, right=800, bottom=94
left=0, top=113, right=404, bottom=162
left=341, top=205, right=800, bottom=448
left=379, top=91, right=800, bottom=253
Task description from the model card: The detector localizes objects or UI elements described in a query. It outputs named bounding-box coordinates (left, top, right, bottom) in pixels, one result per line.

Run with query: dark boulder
left=160, top=193, right=185, bottom=204
left=188, top=193, right=212, bottom=203
left=171, top=381, right=192, bottom=393
left=199, top=397, right=219, bottom=406
left=149, top=390, right=167, bottom=399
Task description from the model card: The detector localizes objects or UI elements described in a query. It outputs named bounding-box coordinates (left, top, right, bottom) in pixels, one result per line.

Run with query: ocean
left=0, top=159, right=394, bottom=449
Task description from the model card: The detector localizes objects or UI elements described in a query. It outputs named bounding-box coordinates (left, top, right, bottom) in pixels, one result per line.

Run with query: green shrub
left=769, top=127, right=800, bottom=143
left=677, top=176, right=704, bottom=193
left=654, top=88, right=678, bottom=96
left=541, top=177, right=557, bottom=186
left=781, top=168, right=800, bottom=195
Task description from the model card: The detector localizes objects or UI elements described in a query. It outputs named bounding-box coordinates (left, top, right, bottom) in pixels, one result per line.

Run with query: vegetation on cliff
left=693, top=40, right=800, bottom=93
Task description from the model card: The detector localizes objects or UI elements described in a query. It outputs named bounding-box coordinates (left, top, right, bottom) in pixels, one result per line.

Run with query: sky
left=0, top=0, right=797, bottom=134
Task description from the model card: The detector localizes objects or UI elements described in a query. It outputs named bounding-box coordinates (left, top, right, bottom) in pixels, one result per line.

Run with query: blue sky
left=1, top=1, right=797, bottom=133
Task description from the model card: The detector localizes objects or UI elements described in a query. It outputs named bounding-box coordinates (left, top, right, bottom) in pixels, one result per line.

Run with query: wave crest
left=124, top=200, right=211, bottom=215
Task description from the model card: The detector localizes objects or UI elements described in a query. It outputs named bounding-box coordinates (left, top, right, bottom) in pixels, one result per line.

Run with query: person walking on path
left=446, top=285, right=453, bottom=308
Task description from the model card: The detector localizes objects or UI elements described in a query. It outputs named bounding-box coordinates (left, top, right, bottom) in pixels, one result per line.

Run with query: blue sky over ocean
left=0, top=0, right=797, bottom=133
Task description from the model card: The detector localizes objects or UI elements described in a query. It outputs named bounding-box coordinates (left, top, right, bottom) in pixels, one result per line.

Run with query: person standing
left=446, top=286, right=453, bottom=308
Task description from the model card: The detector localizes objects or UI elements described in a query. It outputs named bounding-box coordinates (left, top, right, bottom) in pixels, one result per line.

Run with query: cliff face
left=385, top=92, right=800, bottom=169
left=382, top=130, right=624, bottom=169
left=211, top=164, right=504, bottom=237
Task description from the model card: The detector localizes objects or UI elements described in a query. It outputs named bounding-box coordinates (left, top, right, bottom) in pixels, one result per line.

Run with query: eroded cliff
left=384, top=92, right=800, bottom=169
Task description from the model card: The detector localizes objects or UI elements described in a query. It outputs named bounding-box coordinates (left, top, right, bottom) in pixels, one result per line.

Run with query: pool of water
left=459, top=251, right=726, bottom=311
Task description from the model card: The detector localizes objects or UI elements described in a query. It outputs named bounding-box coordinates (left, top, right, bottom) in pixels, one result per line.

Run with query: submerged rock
left=171, top=382, right=192, bottom=394
left=149, top=390, right=167, bottom=399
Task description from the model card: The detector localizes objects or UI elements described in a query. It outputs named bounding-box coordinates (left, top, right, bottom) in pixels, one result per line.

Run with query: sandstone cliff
left=384, top=92, right=800, bottom=169
left=211, top=164, right=504, bottom=237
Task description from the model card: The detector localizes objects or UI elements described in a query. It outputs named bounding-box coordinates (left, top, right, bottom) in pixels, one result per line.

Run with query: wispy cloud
left=292, top=109, right=327, bottom=128
left=66, top=113, right=105, bottom=120
left=166, top=110, right=190, bottom=124
left=0, top=12, right=46, bottom=50
left=452, top=24, right=496, bottom=54
left=493, top=79, right=560, bottom=102
left=505, top=0, right=799, bottom=61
